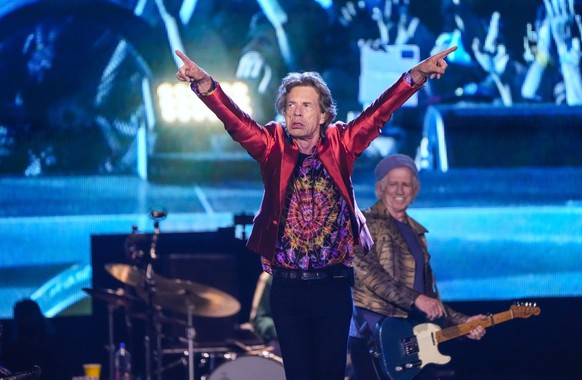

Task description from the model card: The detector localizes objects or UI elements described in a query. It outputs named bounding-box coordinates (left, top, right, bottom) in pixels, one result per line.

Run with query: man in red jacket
left=175, top=46, right=456, bottom=380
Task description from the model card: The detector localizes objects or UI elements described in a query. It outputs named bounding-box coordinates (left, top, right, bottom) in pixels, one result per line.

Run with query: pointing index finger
left=175, top=49, right=193, bottom=65
left=433, top=45, right=458, bottom=60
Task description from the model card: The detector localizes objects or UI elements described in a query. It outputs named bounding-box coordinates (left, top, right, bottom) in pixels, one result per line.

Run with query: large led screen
left=1, top=0, right=581, bottom=319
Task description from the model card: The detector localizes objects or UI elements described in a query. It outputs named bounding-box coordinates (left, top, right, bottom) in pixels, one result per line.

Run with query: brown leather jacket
left=352, top=201, right=467, bottom=325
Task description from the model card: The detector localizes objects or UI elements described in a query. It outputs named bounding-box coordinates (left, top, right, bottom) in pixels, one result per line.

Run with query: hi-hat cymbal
left=135, top=278, right=241, bottom=318
left=83, top=287, right=142, bottom=308
left=105, top=263, right=169, bottom=287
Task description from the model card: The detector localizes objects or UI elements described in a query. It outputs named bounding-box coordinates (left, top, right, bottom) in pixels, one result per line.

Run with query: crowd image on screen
left=0, top=0, right=581, bottom=176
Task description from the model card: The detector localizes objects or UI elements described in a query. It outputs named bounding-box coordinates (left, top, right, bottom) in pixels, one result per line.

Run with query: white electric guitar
left=375, top=303, right=541, bottom=380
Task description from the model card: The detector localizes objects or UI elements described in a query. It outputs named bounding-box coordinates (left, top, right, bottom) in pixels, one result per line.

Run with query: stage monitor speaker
left=421, top=104, right=582, bottom=171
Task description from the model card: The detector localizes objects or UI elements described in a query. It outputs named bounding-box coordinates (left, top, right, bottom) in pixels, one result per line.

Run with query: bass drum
left=206, top=354, right=285, bottom=380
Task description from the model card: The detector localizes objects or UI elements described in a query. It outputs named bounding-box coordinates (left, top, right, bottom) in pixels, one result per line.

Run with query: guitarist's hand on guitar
left=464, top=314, right=487, bottom=340
left=414, top=294, right=445, bottom=320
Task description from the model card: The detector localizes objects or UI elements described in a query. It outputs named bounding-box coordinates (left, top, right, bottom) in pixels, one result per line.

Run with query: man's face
left=378, top=167, right=419, bottom=216
left=284, top=86, right=326, bottom=143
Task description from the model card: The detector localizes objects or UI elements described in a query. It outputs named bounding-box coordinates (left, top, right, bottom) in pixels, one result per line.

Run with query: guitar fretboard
left=435, top=308, right=529, bottom=343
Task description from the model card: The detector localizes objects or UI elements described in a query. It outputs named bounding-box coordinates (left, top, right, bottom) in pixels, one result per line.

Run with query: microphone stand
left=186, top=300, right=196, bottom=380
left=141, top=210, right=166, bottom=380
left=107, top=302, right=116, bottom=380
left=143, top=260, right=156, bottom=380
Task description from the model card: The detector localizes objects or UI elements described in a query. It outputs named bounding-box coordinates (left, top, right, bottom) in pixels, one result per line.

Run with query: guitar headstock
left=511, top=302, right=541, bottom=318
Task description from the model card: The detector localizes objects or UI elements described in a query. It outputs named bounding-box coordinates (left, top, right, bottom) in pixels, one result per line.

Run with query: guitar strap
left=352, top=306, right=386, bottom=380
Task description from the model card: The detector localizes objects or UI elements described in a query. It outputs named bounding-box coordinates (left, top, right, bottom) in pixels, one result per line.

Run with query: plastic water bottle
left=114, top=342, right=132, bottom=380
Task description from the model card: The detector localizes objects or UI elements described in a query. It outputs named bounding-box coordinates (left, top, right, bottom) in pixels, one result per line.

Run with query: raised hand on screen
left=545, top=0, right=582, bottom=66
left=523, top=8, right=552, bottom=65
left=472, top=12, right=510, bottom=77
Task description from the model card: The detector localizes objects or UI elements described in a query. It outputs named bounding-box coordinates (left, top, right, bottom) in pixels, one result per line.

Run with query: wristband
left=191, top=79, right=217, bottom=96
left=403, top=71, right=426, bottom=87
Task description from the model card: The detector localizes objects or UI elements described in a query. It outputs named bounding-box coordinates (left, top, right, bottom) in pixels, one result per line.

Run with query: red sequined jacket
left=196, top=75, right=421, bottom=261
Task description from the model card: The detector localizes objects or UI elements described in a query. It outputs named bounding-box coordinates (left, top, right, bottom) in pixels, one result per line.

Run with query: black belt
left=271, top=266, right=353, bottom=281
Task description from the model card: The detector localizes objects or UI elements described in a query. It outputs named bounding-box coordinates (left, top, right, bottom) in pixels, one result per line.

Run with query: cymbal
left=135, top=278, right=241, bottom=318
left=105, top=263, right=169, bottom=287
left=83, top=287, right=141, bottom=308
left=129, top=310, right=188, bottom=327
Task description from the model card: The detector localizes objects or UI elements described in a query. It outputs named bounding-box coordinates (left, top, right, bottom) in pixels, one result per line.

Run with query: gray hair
left=275, top=71, right=337, bottom=129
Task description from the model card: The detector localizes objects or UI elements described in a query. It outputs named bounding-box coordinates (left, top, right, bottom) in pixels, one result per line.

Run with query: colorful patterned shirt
left=262, top=150, right=355, bottom=271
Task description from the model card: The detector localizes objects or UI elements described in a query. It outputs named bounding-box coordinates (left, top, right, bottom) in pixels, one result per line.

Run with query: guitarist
left=348, top=154, right=486, bottom=380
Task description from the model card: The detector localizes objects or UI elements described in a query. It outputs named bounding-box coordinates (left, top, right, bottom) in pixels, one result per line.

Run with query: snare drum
left=206, top=354, right=285, bottom=380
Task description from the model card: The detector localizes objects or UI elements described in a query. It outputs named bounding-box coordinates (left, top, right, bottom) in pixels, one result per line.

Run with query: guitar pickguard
left=413, top=323, right=451, bottom=366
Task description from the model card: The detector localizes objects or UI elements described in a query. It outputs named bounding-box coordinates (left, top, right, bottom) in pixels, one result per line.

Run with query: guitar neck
left=435, top=310, right=514, bottom=343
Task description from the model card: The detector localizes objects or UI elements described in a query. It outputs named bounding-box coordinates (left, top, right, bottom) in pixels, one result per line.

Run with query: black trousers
left=349, top=336, right=383, bottom=380
left=270, top=275, right=353, bottom=380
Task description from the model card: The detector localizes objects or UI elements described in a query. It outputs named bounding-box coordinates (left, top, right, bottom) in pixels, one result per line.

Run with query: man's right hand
left=409, top=45, right=457, bottom=83
left=414, top=294, right=445, bottom=320
left=175, top=50, right=214, bottom=93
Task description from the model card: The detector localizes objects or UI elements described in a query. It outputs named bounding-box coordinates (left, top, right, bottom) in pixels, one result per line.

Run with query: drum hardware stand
left=154, top=313, right=165, bottom=380
left=100, top=289, right=133, bottom=380
left=141, top=209, right=166, bottom=380
left=186, top=300, right=196, bottom=380
left=153, top=356, right=188, bottom=378
left=142, top=256, right=156, bottom=380
left=106, top=302, right=116, bottom=380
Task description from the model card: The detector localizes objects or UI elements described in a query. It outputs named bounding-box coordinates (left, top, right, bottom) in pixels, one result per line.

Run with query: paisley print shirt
left=262, top=150, right=354, bottom=271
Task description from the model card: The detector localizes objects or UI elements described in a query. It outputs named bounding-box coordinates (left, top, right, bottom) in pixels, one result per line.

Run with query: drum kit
left=83, top=211, right=283, bottom=380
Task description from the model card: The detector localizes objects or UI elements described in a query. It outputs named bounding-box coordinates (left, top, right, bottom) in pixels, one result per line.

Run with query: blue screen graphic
left=0, top=0, right=581, bottom=319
